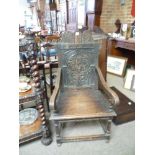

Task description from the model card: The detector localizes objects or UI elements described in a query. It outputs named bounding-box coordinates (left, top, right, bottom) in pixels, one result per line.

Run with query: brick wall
left=100, top=0, right=135, bottom=33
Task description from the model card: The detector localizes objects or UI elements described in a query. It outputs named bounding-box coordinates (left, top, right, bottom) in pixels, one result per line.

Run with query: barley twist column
left=28, top=45, right=52, bottom=145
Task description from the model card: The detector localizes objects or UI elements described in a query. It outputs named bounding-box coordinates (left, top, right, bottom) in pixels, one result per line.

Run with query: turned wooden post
left=28, top=44, right=52, bottom=145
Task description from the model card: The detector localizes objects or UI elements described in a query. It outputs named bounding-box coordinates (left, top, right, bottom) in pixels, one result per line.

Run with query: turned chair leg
left=41, top=125, right=53, bottom=145
left=55, top=121, right=62, bottom=146
left=106, top=119, right=112, bottom=143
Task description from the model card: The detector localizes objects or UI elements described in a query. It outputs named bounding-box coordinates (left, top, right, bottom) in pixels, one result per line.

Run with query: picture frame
left=107, top=55, right=128, bottom=77
left=120, top=23, right=133, bottom=39
left=131, top=26, right=135, bottom=38
left=130, top=74, right=135, bottom=91
left=124, top=69, right=135, bottom=90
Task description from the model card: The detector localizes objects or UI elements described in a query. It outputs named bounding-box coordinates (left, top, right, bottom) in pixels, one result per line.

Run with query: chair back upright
left=56, top=31, right=100, bottom=89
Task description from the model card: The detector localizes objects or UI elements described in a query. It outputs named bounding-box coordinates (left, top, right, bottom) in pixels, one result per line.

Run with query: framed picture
left=107, top=56, right=128, bottom=76
left=130, top=74, right=135, bottom=91
left=120, top=24, right=128, bottom=39
left=124, top=69, right=135, bottom=90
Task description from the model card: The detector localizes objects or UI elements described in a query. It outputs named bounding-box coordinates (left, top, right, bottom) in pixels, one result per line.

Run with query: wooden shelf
left=19, top=46, right=52, bottom=145
left=19, top=82, right=36, bottom=104
left=108, top=38, right=135, bottom=66
left=19, top=115, right=42, bottom=145
left=114, top=39, right=135, bottom=51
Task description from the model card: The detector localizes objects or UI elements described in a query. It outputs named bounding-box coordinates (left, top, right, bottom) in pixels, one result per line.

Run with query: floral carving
left=65, top=51, right=91, bottom=86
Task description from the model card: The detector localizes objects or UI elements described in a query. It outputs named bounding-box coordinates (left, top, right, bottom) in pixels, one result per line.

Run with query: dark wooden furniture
left=44, top=0, right=103, bottom=33
left=111, top=87, right=135, bottom=125
left=107, top=38, right=135, bottom=66
left=96, top=35, right=109, bottom=80
left=20, top=116, right=42, bottom=144
left=19, top=63, right=49, bottom=112
left=19, top=36, right=59, bottom=99
left=49, top=31, right=119, bottom=145
left=48, top=62, right=59, bottom=94
left=65, top=0, right=103, bottom=31
left=85, top=0, right=103, bottom=29
left=19, top=44, right=52, bottom=145
left=45, top=35, right=61, bottom=43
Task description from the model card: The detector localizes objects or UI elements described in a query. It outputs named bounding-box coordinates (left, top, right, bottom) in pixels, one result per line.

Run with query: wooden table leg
left=29, top=50, right=52, bottom=145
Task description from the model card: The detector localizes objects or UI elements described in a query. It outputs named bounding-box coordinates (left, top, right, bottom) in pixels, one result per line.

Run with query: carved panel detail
left=82, top=30, right=94, bottom=43
left=61, top=31, right=75, bottom=43
left=57, top=31, right=100, bottom=88
left=65, top=50, right=92, bottom=87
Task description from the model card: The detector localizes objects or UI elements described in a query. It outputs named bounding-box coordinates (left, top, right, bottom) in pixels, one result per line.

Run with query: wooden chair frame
left=49, top=31, right=119, bottom=145
left=49, top=66, right=119, bottom=145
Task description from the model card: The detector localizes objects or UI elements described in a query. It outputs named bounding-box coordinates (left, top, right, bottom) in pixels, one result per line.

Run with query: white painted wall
left=19, top=0, right=29, bottom=26
left=19, top=0, right=39, bottom=28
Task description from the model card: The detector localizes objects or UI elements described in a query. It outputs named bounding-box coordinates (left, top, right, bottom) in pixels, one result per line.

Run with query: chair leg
left=106, top=119, right=112, bottom=143
left=61, top=122, right=65, bottom=129
left=55, top=121, right=62, bottom=146
left=41, top=126, right=53, bottom=145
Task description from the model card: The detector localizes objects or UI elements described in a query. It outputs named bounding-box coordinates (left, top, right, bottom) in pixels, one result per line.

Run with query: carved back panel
left=56, top=31, right=100, bottom=88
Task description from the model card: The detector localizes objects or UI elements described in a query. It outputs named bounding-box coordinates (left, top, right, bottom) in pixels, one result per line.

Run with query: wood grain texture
left=19, top=44, right=52, bottom=145
left=86, top=0, right=103, bottom=28
left=59, top=134, right=108, bottom=143
left=49, top=68, right=61, bottom=110
left=19, top=89, right=33, bottom=97
left=19, top=83, right=36, bottom=104
left=45, top=35, right=60, bottom=42
left=107, top=39, right=135, bottom=66
left=49, top=31, right=117, bottom=144
left=96, top=66, right=119, bottom=106
left=53, top=88, right=116, bottom=120
left=98, top=39, right=107, bottom=80
left=111, top=87, right=135, bottom=125
left=20, top=116, right=42, bottom=138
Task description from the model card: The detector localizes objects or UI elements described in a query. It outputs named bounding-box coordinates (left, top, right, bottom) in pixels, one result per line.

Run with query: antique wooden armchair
left=49, top=31, right=119, bottom=145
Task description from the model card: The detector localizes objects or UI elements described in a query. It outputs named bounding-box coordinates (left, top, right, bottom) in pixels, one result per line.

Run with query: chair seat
left=52, top=88, right=116, bottom=121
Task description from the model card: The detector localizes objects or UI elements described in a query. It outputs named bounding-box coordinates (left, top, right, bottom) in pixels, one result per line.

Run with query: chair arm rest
left=96, top=66, right=119, bottom=106
left=49, top=68, right=61, bottom=110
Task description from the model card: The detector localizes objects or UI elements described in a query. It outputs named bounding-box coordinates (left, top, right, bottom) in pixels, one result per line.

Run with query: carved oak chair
left=49, top=31, right=119, bottom=145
